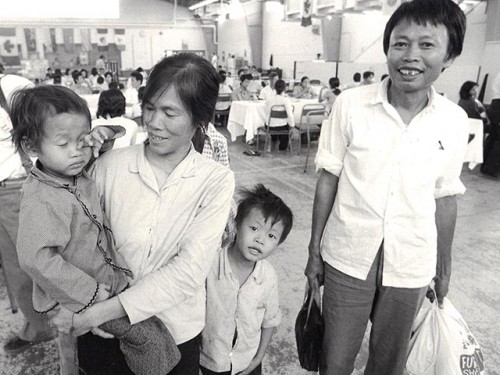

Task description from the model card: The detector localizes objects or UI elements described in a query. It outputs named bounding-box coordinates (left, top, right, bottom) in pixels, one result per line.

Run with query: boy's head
left=10, top=86, right=92, bottom=180
left=383, top=0, right=466, bottom=61
left=234, top=184, right=293, bottom=262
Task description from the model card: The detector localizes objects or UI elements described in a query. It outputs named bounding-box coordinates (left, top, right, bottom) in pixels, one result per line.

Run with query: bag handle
left=303, top=281, right=321, bottom=326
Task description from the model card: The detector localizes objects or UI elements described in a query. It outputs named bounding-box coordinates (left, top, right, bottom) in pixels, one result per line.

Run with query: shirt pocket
left=402, top=137, right=446, bottom=187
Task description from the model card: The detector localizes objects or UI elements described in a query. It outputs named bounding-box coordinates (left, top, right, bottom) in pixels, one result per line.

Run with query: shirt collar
left=30, top=160, right=81, bottom=190
left=128, top=142, right=198, bottom=180
left=371, top=78, right=438, bottom=111
left=218, top=247, right=265, bottom=285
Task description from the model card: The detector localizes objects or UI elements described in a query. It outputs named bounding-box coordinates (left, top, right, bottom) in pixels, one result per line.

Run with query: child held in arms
left=11, top=85, right=180, bottom=375
left=200, top=184, right=293, bottom=375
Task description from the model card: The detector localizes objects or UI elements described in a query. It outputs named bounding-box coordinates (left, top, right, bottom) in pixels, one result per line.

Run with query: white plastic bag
left=406, top=297, right=485, bottom=375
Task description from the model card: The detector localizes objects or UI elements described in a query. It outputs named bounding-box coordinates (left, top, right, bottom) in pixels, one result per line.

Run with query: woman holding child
left=52, top=53, right=235, bottom=374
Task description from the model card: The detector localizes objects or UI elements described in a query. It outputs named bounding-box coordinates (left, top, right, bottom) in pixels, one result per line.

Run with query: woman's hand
left=49, top=303, right=113, bottom=339
left=79, top=126, right=116, bottom=158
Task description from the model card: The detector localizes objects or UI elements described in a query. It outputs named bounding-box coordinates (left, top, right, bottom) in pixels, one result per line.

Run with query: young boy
left=10, top=85, right=180, bottom=375
left=200, top=184, right=293, bottom=375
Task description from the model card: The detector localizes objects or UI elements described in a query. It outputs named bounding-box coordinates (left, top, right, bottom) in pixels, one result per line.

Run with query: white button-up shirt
left=315, top=81, right=468, bottom=288
left=92, top=145, right=235, bottom=344
left=200, top=247, right=281, bottom=374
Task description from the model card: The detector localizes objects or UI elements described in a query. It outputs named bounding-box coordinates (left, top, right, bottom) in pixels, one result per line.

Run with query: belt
left=0, top=177, right=26, bottom=187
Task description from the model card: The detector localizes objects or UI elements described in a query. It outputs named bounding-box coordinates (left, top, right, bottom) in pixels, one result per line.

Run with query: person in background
left=232, top=74, right=254, bottom=101
left=96, top=55, right=106, bottom=72
left=293, top=76, right=317, bottom=99
left=0, top=72, right=56, bottom=355
left=70, top=70, right=92, bottom=95
left=62, top=68, right=73, bottom=87
left=305, top=0, right=468, bottom=374
left=96, top=76, right=108, bottom=92
left=458, top=81, right=490, bottom=128
left=125, top=71, right=143, bottom=107
left=89, top=67, right=100, bottom=90
left=80, top=69, right=92, bottom=89
left=264, top=79, right=295, bottom=151
left=131, top=86, right=145, bottom=120
left=259, top=72, right=278, bottom=101
left=51, top=52, right=235, bottom=375
left=321, top=77, right=342, bottom=114
left=93, top=89, right=139, bottom=148
left=200, top=184, right=293, bottom=375
left=211, top=52, right=218, bottom=70
left=104, top=71, right=114, bottom=88
left=361, top=71, right=375, bottom=85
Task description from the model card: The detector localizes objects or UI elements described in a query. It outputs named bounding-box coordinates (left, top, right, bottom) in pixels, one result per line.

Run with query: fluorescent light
left=189, top=0, right=219, bottom=11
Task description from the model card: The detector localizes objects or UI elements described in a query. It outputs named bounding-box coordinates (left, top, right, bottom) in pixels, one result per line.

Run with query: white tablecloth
left=227, top=98, right=318, bottom=143
left=464, top=118, right=483, bottom=169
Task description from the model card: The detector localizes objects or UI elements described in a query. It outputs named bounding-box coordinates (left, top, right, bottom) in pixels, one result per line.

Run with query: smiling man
left=305, top=0, right=468, bottom=374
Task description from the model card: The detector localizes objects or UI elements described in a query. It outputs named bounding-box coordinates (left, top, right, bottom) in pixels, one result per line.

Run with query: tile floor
left=1, top=131, right=499, bottom=375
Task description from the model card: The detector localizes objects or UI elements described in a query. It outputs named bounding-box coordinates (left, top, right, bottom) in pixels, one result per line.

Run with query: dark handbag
left=295, top=286, right=324, bottom=371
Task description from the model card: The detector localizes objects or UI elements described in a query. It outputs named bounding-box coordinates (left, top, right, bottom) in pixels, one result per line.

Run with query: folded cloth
left=101, top=316, right=180, bottom=375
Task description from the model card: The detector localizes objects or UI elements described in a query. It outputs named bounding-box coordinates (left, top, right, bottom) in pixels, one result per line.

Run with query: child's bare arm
left=80, top=125, right=125, bottom=158
left=237, top=326, right=275, bottom=375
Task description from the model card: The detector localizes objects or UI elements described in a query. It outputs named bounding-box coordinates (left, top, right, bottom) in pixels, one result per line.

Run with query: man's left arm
left=434, top=195, right=457, bottom=308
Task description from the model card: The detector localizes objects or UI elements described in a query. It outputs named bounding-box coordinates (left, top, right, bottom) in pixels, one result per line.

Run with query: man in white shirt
left=0, top=73, right=55, bottom=354
left=125, top=71, right=143, bottom=107
left=305, top=1, right=468, bottom=374
left=259, top=72, right=278, bottom=101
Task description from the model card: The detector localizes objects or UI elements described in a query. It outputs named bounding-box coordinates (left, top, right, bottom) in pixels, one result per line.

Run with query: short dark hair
left=97, top=76, right=104, bottom=84
left=237, top=69, right=245, bottom=77
left=142, top=53, right=219, bottom=130
left=138, top=86, right=145, bottom=102
left=275, top=79, right=286, bottom=95
left=353, top=72, right=361, bottom=82
left=459, top=81, right=477, bottom=100
left=363, top=71, right=374, bottom=80
left=10, top=85, right=91, bottom=151
left=235, top=184, right=293, bottom=244
left=108, top=82, right=119, bottom=90
left=301, top=76, right=309, bottom=84
left=96, top=89, right=126, bottom=119
left=130, top=71, right=143, bottom=84
left=218, top=72, right=227, bottom=84
left=91, top=67, right=98, bottom=76
left=329, top=77, right=340, bottom=89
left=105, top=71, right=113, bottom=79
left=383, top=0, right=466, bottom=60
left=71, top=70, right=81, bottom=83
left=240, top=74, right=253, bottom=83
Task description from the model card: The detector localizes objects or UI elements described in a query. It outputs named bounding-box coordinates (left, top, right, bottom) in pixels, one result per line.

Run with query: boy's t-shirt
left=200, top=247, right=281, bottom=374
left=17, top=161, right=131, bottom=314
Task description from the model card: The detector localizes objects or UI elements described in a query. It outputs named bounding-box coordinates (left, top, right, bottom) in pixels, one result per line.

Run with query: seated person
left=70, top=70, right=92, bottom=95
left=264, top=79, right=295, bottom=151
left=293, top=76, right=317, bottom=99
left=259, top=72, right=278, bottom=101
left=232, top=74, right=255, bottom=101
left=92, top=88, right=139, bottom=148
left=321, top=77, right=342, bottom=113
left=216, top=72, right=233, bottom=110
left=130, top=86, right=145, bottom=119
left=361, top=71, right=375, bottom=85
left=125, top=71, right=143, bottom=107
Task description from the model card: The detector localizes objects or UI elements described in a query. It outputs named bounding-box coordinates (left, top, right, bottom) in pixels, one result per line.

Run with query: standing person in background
left=305, top=1, right=468, bottom=374
left=0, top=73, right=56, bottom=355
left=51, top=52, right=234, bottom=375
left=125, top=71, right=143, bottom=107
left=211, top=52, right=218, bottom=70
left=96, top=55, right=106, bottom=72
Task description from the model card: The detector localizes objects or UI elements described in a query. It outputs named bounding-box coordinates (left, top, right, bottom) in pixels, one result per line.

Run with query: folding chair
left=212, top=94, right=232, bottom=127
left=256, top=105, right=294, bottom=154
left=310, top=79, right=321, bottom=85
left=294, top=104, right=327, bottom=172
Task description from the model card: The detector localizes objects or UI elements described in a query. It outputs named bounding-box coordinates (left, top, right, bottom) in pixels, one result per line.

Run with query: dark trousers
left=482, top=123, right=500, bottom=174
left=78, top=332, right=200, bottom=375
left=265, top=125, right=290, bottom=150
left=200, top=364, right=262, bottom=375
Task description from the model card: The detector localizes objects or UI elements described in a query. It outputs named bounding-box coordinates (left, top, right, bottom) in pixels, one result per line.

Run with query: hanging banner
left=24, top=28, right=37, bottom=53
left=49, top=29, right=57, bottom=52
left=97, top=28, right=109, bottom=51
left=62, top=29, right=74, bottom=52
left=0, top=28, right=20, bottom=65
left=300, top=0, right=312, bottom=27
left=114, top=29, right=126, bottom=51
left=80, top=29, right=91, bottom=52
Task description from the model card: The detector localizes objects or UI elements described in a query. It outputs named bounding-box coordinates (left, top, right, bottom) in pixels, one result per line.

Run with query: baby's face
left=36, top=113, right=92, bottom=180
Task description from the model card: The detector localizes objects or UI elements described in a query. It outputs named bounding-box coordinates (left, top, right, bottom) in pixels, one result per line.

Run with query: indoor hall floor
left=0, top=131, right=499, bottom=374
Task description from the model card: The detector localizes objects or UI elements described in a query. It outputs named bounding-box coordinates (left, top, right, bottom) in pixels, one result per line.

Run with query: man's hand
left=237, top=356, right=262, bottom=375
left=433, top=275, right=450, bottom=308
left=305, top=249, right=324, bottom=304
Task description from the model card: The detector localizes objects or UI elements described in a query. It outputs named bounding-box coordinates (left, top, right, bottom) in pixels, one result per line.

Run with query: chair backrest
left=299, top=104, right=326, bottom=128
left=318, top=86, right=328, bottom=103
left=310, top=79, right=321, bottom=85
left=268, top=104, right=290, bottom=127
left=217, top=94, right=232, bottom=103
left=488, top=98, right=500, bottom=125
